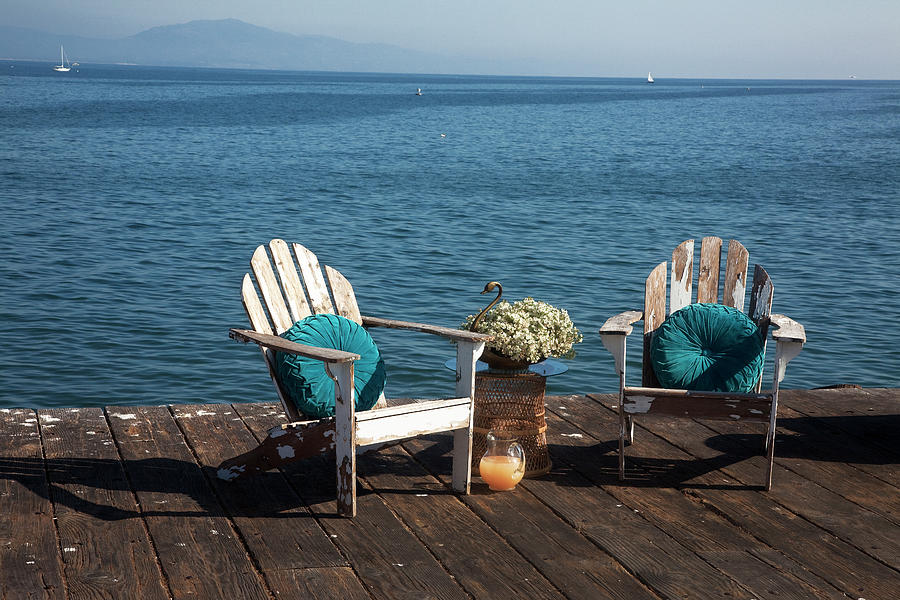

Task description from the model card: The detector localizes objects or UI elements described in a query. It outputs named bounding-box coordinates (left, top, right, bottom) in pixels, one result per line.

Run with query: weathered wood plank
left=229, top=328, right=360, bottom=363
left=598, top=310, right=643, bottom=336
left=233, top=402, right=471, bottom=600
left=586, top=393, right=900, bottom=598
left=241, top=273, right=273, bottom=336
left=324, top=265, right=362, bottom=325
left=250, top=244, right=293, bottom=333
left=39, top=407, right=170, bottom=600
left=641, top=261, right=666, bottom=387
left=566, top=395, right=869, bottom=599
left=0, top=408, right=66, bottom=600
left=748, top=264, right=774, bottom=329
left=776, top=393, right=900, bottom=488
left=547, top=396, right=844, bottom=600
left=354, top=443, right=566, bottom=599
left=697, top=236, right=722, bottom=303
left=171, top=404, right=371, bottom=598
left=269, top=238, right=312, bottom=324
left=722, top=239, right=749, bottom=310
left=516, top=451, right=759, bottom=597
left=622, top=387, right=772, bottom=421
left=355, top=398, right=470, bottom=446
left=400, top=435, right=659, bottom=599
left=292, top=242, right=335, bottom=316
left=692, top=411, right=900, bottom=567
left=361, top=315, right=493, bottom=343
left=264, top=567, right=372, bottom=599
left=780, top=388, right=899, bottom=457
left=105, top=406, right=271, bottom=600
left=670, top=239, right=694, bottom=313
left=770, top=314, right=806, bottom=343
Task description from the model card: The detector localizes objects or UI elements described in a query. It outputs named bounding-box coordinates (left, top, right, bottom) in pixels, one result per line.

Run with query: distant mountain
left=0, top=18, right=518, bottom=75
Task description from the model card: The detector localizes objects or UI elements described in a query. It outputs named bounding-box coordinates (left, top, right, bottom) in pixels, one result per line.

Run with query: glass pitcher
left=479, top=430, right=526, bottom=491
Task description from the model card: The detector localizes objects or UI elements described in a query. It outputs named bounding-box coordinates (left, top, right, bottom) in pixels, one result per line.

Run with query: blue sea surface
left=1, top=61, right=898, bottom=409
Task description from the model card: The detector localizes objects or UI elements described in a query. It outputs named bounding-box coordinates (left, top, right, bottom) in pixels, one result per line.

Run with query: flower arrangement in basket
left=462, top=282, right=582, bottom=369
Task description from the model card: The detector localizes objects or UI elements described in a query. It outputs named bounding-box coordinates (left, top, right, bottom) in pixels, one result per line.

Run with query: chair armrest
left=360, top=315, right=493, bottom=343
left=229, top=328, right=360, bottom=363
left=769, top=314, right=806, bottom=344
left=599, top=311, right=644, bottom=336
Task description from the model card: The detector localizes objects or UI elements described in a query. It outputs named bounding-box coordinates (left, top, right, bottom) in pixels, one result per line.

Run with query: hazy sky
left=7, top=1, right=899, bottom=78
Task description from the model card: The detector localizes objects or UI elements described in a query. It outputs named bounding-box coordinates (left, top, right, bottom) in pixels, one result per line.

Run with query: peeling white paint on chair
left=625, top=396, right=654, bottom=413
left=276, top=445, right=295, bottom=459
left=217, top=465, right=246, bottom=481
left=729, top=274, right=745, bottom=309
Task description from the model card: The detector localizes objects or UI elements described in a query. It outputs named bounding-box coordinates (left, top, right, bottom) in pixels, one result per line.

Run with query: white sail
left=53, top=46, right=71, bottom=72
left=647, top=71, right=654, bottom=83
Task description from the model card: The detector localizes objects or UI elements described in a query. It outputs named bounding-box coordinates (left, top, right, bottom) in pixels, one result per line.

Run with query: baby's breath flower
left=462, top=297, right=582, bottom=363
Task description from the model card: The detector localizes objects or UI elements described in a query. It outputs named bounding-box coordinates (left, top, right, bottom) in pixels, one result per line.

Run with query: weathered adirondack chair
left=219, top=239, right=491, bottom=516
left=599, top=237, right=806, bottom=490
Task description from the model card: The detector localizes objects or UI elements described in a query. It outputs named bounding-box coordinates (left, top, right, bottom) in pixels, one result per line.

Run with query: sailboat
left=647, top=72, right=654, bottom=84
left=53, top=46, right=71, bottom=72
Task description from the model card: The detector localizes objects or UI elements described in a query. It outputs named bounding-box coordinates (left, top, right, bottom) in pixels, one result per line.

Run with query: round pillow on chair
left=650, top=303, right=765, bottom=393
left=274, top=314, right=386, bottom=419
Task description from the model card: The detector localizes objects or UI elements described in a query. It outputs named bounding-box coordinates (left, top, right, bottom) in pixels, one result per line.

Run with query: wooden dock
left=2, top=388, right=898, bottom=599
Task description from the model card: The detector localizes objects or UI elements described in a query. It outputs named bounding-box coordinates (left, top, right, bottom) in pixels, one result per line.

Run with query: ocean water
left=1, top=61, right=898, bottom=409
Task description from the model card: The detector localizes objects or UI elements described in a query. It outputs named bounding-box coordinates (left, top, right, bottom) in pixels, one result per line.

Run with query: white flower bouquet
left=462, top=297, right=582, bottom=364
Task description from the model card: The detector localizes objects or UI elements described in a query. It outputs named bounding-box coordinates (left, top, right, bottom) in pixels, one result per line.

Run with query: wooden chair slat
left=249, top=246, right=293, bottom=334
left=697, top=236, right=722, bottom=303
left=722, top=239, right=749, bottom=310
left=749, top=264, right=774, bottom=329
left=291, top=243, right=335, bottom=315
left=241, top=273, right=273, bottom=335
left=641, top=261, right=666, bottom=387
left=670, top=239, right=694, bottom=313
left=748, top=264, right=774, bottom=393
left=269, top=238, right=311, bottom=324
left=325, top=265, right=362, bottom=324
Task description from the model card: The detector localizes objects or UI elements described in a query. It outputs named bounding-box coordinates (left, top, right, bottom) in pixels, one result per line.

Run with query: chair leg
left=330, top=362, right=357, bottom=517
left=618, top=398, right=627, bottom=481
left=452, top=339, right=482, bottom=495
left=452, top=428, right=472, bottom=493
left=625, top=415, right=634, bottom=445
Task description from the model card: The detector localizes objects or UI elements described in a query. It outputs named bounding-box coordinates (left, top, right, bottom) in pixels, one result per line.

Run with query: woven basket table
left=472, top=370, right=551, bottom=478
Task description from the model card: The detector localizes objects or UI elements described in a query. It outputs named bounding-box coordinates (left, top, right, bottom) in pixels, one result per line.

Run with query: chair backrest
left=641, top=237, right=774, bottom=387
left=240, top=239, right=363, bottom=420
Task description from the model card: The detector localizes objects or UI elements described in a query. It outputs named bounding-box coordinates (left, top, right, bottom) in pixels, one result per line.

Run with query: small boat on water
left=647, top=72, right=654, bottom=84
left=416, top=88, right=423, bottom=96
left=53, top=46, right=71, bottom=72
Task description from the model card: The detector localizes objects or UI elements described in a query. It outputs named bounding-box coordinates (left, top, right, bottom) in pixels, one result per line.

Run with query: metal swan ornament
left=469, top=281, right=503, bottom=332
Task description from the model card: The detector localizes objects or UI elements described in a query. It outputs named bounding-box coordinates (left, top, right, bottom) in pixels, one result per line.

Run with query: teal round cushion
left=274, top=314, right=386, bottom=419
left=650, top=303, right=765, bottom=393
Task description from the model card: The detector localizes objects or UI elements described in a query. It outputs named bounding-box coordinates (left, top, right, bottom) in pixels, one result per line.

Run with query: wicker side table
left=445, top=358, right=567, bottom=479
left=471, top=370, right=552, bottom=477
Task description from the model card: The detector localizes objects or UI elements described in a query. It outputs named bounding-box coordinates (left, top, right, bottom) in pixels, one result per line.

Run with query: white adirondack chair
left=219, top=239, right=490, bottom=517
left=599, top=237, right=806, bottom=490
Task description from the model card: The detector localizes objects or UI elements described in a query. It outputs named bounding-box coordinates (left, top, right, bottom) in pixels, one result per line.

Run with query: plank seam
left=354, top=472, right=479, bottom=600
left=103, top=407, right=177, bottom=600
left=35, top=408, right=70, bottom=600
left=685, top=416, right=900, bottom=570
left=564, top=395, right=889, bottom=599
left=166, top=405, right=279, bottom=600
left=392, top=441, right=570, bottom=599
left=225, top=402, right=376, bottom=599
left=545, top=398, right=771, bottom=600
